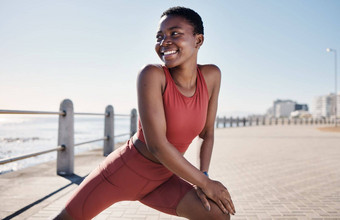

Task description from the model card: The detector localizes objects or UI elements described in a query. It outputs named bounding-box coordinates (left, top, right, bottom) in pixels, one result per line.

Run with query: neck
left=168, top=60, right=198, bottom=89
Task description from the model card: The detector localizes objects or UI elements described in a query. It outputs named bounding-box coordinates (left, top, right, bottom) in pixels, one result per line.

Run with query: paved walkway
left=1, top=125, right=340, bottom=219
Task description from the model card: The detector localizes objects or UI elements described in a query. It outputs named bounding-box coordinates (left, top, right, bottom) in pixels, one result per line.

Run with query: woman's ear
left=195, top=34, right=204, bottom=49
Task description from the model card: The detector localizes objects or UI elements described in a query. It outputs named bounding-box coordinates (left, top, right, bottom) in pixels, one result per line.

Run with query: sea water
left=0, top=115, right=130, bottom=174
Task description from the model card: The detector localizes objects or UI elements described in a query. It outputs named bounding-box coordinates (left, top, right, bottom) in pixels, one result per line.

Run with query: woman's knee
left=215, top=212, right=230, bottom=220
left=207, top=204, right=230, bottom=220
left=177, top=189, right=231, bottom=220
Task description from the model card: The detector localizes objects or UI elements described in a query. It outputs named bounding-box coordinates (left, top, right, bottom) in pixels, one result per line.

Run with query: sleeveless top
left=136, top=65, right=209, bottom=153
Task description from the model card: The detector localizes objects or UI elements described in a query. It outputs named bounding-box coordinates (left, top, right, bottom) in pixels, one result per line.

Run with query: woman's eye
left=156, top=35, right=163, bottom=40
left=172, top=32, right=179, bottom=36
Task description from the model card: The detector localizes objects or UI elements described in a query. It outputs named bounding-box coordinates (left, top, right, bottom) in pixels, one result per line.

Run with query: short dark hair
left=161, top=6, right=204, bottom=35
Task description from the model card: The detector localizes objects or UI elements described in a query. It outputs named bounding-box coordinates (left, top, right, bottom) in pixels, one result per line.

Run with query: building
left=267, top=99, right=309, bottom=118
left=313, top=93, right=340, bottom=118
left=275, top=100, right=296, bottom=118
left=295, top=104, right=309, bottom=111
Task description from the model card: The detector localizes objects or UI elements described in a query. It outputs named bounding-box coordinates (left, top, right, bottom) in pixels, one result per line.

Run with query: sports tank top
left=136, top=65, right=209, bottom=153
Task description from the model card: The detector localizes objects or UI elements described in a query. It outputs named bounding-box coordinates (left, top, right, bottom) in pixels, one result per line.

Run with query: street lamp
left=326, top=48, right=338, bottom=127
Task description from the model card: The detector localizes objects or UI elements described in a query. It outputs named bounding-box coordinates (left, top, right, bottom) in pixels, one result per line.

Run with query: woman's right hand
left=201, top=179, right=236, bottom=215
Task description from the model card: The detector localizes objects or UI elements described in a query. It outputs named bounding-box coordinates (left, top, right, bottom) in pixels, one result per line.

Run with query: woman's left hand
left=195, top=186, right=211, bottom=211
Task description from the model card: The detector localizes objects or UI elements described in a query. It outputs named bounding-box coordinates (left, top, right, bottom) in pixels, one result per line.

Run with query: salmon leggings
left=65, top=138, right=193, bottom=220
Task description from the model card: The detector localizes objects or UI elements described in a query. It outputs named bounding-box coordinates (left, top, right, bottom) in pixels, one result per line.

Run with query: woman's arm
left=195, top=65, right=226, bottom=211
left=199, top=64, right=221, bottom=173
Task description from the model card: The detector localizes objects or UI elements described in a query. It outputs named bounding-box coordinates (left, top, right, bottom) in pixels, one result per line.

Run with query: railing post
left=216, top=116, right=219, bottom=128
left=130, top=108, right=137, bottom=137
left=104, top=105, right=114, bottom=156
left=223, top=116, right=227, bottom=128
left=249, top=117, right=252, bottom=126
left=243, top=118, right=246, bottom=127
left=57, top=99, right=74, bottom=175
left=230, top=117, right=233, bottom=127
left=236, top=117, right=239, bottom=127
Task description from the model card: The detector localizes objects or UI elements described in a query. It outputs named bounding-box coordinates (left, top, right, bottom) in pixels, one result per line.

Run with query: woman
left=56, top=6, right=235, bottom=220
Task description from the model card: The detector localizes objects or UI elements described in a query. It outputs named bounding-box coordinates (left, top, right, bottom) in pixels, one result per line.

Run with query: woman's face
left=155, top=15, right=203, bottom=68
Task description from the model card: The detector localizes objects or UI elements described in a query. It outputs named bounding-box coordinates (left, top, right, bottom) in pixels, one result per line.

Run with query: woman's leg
left=55, top=140, right=155, bottom=220
left=55, top=157, right=143, bottom=219
left=176, top=189, right=230, bottom=220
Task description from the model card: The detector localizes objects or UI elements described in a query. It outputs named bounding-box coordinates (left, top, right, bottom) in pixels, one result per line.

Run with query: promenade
left=1, top=125, right=340, bottom=220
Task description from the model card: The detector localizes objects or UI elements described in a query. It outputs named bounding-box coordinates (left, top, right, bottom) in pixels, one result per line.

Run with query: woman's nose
left=160, top=36, right=171, bottom=46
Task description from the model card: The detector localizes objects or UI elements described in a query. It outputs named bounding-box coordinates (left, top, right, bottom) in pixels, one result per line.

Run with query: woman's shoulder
left=137, top=64, right=166, bottom=88
left=139, top=64, right=164, bottom=76
left=198, top=64, right=221, bottom=84
left=198, top=64, right=221, bottom=76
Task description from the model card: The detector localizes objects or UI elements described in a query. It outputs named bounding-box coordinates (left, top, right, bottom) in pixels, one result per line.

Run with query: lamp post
left=326, top=48, right=338, bottom=127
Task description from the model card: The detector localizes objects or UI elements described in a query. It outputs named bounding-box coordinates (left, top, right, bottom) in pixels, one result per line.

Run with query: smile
left=161, top=50, right=178, bottom=56
left=163, top=50, right=177, bottom=55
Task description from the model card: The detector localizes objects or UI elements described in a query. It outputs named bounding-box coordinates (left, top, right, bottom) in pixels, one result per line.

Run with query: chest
left=162, top=86, right=208, bottom=139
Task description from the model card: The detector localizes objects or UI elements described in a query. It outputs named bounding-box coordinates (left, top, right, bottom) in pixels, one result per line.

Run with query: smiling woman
left=155, top=8, right=204, bottom=70
left=55, top=6, right=235, bottom=220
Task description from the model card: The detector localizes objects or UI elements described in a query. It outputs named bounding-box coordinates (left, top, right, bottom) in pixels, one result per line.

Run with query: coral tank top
left=136, top=65, right=209, bottom=153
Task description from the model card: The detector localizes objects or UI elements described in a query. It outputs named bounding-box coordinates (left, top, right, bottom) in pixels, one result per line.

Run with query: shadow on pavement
left=3, top=174, right=86, bottom=220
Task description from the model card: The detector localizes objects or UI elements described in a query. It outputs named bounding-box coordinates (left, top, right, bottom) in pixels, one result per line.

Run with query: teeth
left=163, top=50, right=177, bottom=55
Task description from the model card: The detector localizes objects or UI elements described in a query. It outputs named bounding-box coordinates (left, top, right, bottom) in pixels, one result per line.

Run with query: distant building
left=295, top=104, right=308, bottom=111
left=268, top=99, right=309, bottom=118
left=275, top=100, right=296, bottom=118
left=313, top=93, right=340, bottom=118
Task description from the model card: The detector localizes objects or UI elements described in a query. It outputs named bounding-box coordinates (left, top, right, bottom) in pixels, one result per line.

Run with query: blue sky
left=0, top=0, right=339, bottom=116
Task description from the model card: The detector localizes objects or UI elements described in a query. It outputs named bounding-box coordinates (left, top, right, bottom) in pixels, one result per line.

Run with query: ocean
left=0, top=114, right=131, bottom=174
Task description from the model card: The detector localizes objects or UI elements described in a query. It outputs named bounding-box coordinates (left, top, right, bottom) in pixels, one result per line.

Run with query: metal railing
left=0, top=110, right=65, bottom=115
left=0, top=146, right=65, bottom=165
left=215, top=116, right=337, bottom=128
left=0, top=99, right=138, bottom=176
